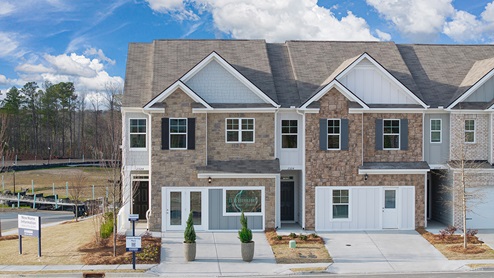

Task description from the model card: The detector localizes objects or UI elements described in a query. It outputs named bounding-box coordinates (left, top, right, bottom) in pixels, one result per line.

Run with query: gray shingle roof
left=197, top=159, right=280, bottom=174
left=360, top=161, right=430, bottom=170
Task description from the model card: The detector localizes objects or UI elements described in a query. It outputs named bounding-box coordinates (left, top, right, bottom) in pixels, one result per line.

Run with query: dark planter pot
left=241, top=241, right=254, bottom=262
left=184, top=242, right=196, bottom=261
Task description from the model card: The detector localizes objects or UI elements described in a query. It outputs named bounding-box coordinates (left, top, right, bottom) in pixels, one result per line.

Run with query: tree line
left=0, top=81, right=122, bottom=161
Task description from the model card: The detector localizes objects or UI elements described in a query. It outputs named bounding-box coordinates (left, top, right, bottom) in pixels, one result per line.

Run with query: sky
left=1, top=0, right=494, bottom=96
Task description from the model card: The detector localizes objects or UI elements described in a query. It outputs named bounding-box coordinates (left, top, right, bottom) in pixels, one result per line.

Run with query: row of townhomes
left=118, top=40, right=494, bottom=234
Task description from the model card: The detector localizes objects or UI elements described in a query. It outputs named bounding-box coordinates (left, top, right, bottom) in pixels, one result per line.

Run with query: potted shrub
left=184, top=211, right=196, bottom=261
left=238, top=211, right=254, bottom=262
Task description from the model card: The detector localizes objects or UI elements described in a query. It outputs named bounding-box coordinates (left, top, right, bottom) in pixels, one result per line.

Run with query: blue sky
left=1, top=0, right=494, bottom=96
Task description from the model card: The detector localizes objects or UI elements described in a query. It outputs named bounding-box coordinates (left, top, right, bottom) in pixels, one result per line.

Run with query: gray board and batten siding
left=208, top=189, right=263, bottom=230
left=424, top=114, right=450, bottom=165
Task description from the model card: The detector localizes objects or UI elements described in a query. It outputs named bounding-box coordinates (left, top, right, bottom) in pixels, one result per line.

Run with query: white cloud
left=0, top=1, right=15, bottom=16
left=146, top=0, right=378, bottom=42
left=366, top=0, right=454, bottom=41
left=482, top=1, right=494, bottom=22
left=375, top=29, right=391, bottom=41
left=83, top=47, right=116, bottom=65
left=145, top=0, right=198, bottom=20
left=0, top=32, right=21, bottom=58
left=0, top=74, right=7, bottom=84
left=44, top=53, right=99, bottom=78
left=15, top=63, right=54, bottom=74
left=443, top=11, right=483, bottom=42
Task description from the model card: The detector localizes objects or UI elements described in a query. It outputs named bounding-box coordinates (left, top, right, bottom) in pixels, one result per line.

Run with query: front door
left=281, top=181, right=295, bottom=221
left=132, top=181, right=149, bottom=220
left=382, top=188, right=398, bottom=229
left=166, top=188, right=206, bottom=230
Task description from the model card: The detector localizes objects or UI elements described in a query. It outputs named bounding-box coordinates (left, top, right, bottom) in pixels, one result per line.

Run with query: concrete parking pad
left=477, top=230, right=494, bottom=249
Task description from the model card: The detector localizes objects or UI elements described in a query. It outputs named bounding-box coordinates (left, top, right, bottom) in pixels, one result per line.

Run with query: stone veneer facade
left=304, top=88, right=425, bottom=229
left=450, top=113, right=490, bottom=161
left=148, top=88, right=276, bottom=231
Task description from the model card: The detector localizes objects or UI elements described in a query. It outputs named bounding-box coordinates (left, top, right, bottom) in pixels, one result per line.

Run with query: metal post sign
left=126, top=236, right=142, bottom=252
left=18, top=214, right=42, bottom=257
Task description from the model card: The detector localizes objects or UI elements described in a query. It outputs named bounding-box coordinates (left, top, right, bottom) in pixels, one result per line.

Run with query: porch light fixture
left=364, top=174, right=368, bottom=181
left=208, top=177, right=212, bottom=184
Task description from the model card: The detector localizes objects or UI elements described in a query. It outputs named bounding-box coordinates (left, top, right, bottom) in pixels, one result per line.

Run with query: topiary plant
left=238, top=211, right=253, bottom=243
left=184, top=211, right=196, bottom=243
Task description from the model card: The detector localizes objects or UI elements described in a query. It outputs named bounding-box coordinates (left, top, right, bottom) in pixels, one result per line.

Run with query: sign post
left=18, top=215, right=41, bottom=257
left=126, top=214, right=140, bottom=270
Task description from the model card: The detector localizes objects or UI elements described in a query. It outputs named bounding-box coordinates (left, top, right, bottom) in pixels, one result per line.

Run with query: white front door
left=165, top=188, right=207, bottom=231
left=382, top=188, right=399, bottom=229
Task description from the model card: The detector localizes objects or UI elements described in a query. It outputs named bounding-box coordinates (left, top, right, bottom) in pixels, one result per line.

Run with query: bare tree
left=70, top=172, right=88, bottom=222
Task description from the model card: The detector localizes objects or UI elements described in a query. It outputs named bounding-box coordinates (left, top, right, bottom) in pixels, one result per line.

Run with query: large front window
left=170, top=118, right=187, bottom=149
left=327, top=119, right=340, bottom=150
left=383, top=119, right=400, bottom=149
left=130, top=119, right=146, bottom=148
left=281, top=120, right=297, bottom=148
left=465, top=119, right=475, bottom=143
left=224, top=189, right=262, bottom=215
left=332, top=189, right=349, bottom=219
left=226, top=118, right=254, bottom=143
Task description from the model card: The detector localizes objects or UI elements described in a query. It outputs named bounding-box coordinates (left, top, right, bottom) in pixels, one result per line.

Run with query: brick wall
left=450, top=113, right=490, bottom=161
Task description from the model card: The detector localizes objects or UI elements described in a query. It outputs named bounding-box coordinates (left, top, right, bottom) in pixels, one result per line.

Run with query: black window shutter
left=341, top=119, right=349, bottom=150
left=161, top=118, right=169, bottom=150
left=375, top=119, right=383, bottom=150
left=319, top=119, right=328, bottom=150
left=400, top=119, right=408, bottom=150
left=187, top=118, right=196, bottom=150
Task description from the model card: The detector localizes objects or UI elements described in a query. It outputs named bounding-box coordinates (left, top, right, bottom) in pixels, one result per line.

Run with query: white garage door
left=467, top=187, right=494, bottom=229
left=315, top=186, right=415, bottom=231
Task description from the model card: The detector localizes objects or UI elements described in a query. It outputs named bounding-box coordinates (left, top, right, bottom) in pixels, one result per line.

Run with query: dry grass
left=265, top=230, right=332, bottom=264
left=1, top=167, right=110, bottom=199
left=417, top=227, right=494, bottom=260
left=467, top=263, right=494, bottom=269
left=290, top=266, right=328, bottom=273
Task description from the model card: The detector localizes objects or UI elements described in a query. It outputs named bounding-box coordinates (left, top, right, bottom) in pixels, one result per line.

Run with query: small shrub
left=467, top=229, right=478, bottom=237
left=184, top=211, right=196, bottom=243
left=100, top=219, right=113, bottom=239
left=439, top=229, right=447, bottom=240
left=445, top=225, right=457, bottom=235
left=276, top=235, right=282, bottom=240
left=137, top=244, right=160, bottom=262
left=289, top=233, right=297, bottom=239
left=238, top=212, right=253, bottom=243
left=300, top=234, right=308, bottom=241
left=310, top=233, right=319, bottom=238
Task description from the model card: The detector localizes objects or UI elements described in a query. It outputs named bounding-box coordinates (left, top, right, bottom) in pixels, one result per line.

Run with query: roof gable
left=143, top=81, right=212, bottom=111
left=301, top=80, right=369, bottom=109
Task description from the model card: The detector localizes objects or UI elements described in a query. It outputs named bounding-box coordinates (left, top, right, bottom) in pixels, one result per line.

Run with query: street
left=0, top=210, right=75, bottom=234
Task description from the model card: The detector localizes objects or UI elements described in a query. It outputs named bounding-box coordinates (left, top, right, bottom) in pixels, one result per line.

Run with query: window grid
left=226, top=118, right=254, bottom=143
left=327, top=119, right=340, bottom=150
left=130, top=119, right=146, bottom=148
left=430, top=119, right=442, bottom=143
left=281, top=120, right=297, bottom=149
left=332, top=189, right=349, bottom=219
left=383, top=119, right=400, bottom=149
left=170, top=118, right=187, bottom=149
left=465, top=119, right=475, bottom=143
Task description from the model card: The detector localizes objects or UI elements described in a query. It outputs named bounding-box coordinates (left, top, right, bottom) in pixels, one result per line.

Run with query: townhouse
left=119, top=40, right=494, bottom=234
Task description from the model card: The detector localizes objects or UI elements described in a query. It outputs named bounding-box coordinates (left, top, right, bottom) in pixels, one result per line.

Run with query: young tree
left=70, top=172, right=88, bottom=222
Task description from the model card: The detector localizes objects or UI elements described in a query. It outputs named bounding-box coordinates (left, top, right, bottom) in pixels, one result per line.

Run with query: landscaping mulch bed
left=265, top=230, right=332, bottom=264
left=0, top=235, right=18, bottom=241
left=79, top=233, right=161, bottom=265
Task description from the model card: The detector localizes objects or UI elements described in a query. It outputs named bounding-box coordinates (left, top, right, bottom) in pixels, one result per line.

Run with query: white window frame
left=129, top=118, right=147, bottom=150
left=169, top=118, right=188, bottom=150
left=281, top=119, right=298, bottom=149
left=222, top=187, right=265, bottom=216
left=327, top=119, right=341, bottom=150
left=464, top=119, right=475, bottom=143
left=383, top=119, right=400, bottom=150
left=430, top=119, right=442, bottom=143
left=225, top=118, right=255, bottom=143
left=331, top=189, right=350, bottom=221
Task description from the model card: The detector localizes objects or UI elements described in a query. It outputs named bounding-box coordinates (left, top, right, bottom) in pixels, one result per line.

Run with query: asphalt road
left=0, top=210, right=74, bottom=233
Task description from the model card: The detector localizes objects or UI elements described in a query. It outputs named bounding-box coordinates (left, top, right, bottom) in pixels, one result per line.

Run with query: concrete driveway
left=321, top=230, right=450, bottom=274
left=477, top=230, right=494, bottom=249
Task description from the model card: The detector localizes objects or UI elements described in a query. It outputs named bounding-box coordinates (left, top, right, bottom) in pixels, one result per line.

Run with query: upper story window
left=383, top=119, right=400, bottom=149
left=465, top=119, right=475, bottom=143
left=281, top=120, right=297, bottom=148
left=130, top=119, right=146, bottom=149
left=327, top=119, right=340, bottom=150
left=170, top=118, right=187, bottom=149
left=226, top=118, right=254, bottom=143
left=332, top=189, right=349, bottom=219
left=430, top=119, right=442, bottom=143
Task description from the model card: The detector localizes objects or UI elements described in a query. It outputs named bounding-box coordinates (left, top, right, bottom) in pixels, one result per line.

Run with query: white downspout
left=296, top=109, right=306, bottom=229
left=143, top=109, right=153, bottom=231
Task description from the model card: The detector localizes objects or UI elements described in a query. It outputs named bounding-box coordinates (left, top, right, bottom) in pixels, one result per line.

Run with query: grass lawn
left=265, top=230, right=332, bottom=264
left=418, top=228, right=494, bottom=260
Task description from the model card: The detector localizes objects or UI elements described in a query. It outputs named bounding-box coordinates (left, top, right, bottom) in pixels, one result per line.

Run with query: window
left=170, top=118, right=187, bottom=149
left=465, top=119, right=475, bottom=143
left=332, top=189, right=349, bottom=219
left=383, top=120, right=400, bottom=149
left=226, top=118, right=254, bottom=143
left=327, top=119, right=340, bottom=150
left=130, top=119, right=146, bottom=148
left=281, top=120, right=297, bottom=148
left=430, top=119, right=442, bottom=143
left=224, top=189, right=263, bottom=215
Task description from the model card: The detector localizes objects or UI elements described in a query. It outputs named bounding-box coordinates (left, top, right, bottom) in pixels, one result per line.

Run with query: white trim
left=127, top=165, right=150, bottom=171
left=180, top=52, right=279, bottom=108
left=121, top=107, right=145, bottom=113
left=143, top=81, right=213, bottom=110
left=430, top=118, right=442, bottom=144
left=359, top=169, right=430, bottom=175
left=424, top=174, right=428, bottom=228
left=447, top=109, right=492, bottom=114
left=225, top=118, right=255, bottom=144
left=428, top=164, right=449, bottom=170
left=337, top=53, right=428, bottom=108
left=383, top=119, right=400, bottom=150
left=169, top=118, right=188, bottom=150
left=222, top=187, right=265, bottom=217
left=447, top=68, right=494, bottom=109
left=193, top=108, right=278, bottom=113
left=197, top=173, right=279, bottom=179
left=330, top=188, right=351, bottom=222
left=350, top=108, right=425, bottom=114
left=301, top=80, right=370, bottom=110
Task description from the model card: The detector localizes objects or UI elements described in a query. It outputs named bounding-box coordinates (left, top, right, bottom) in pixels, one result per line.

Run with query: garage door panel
left=467, top=187, right=494, bottom=229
